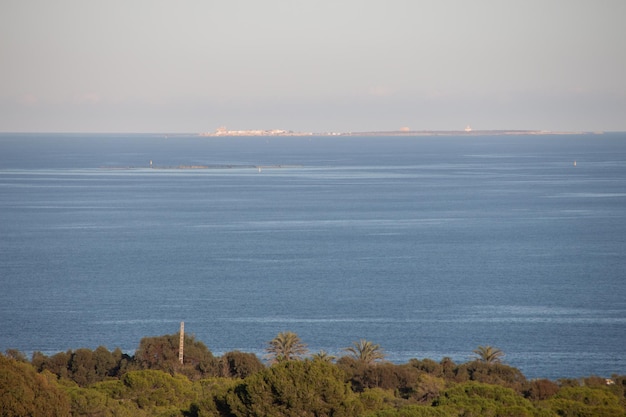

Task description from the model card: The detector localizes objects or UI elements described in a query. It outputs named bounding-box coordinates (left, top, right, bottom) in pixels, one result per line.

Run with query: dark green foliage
left=544, top=385, right=626, bottom=417
left=63, top=369, right=203, bottom=416
left=135, top=333, right=218, bottom=380
left=582, top=375, right=609, bottom=387
left=439, top=357, right=456, bottom=380
left=30, top=346, right=132, bottom=386
left=409, top=358, right=443, bottom=377
left=337, top=356, right=369, bottom=391
left=69, top=348, right=98, bottom=386
left=367, top=363, right=420, bottom=396
left=111, top=346, right=134, bottom=376
left=187, top=378, right=240, bottom=417
left=0, top=354, right=71, bottom=416
left=611, top=374, right=626, bottom=399
left=357, top=387, right=399, bottom=412
left=33, top=350, right=72, bottom=380
left=336, top=359, right=446, bottom=403
left=5, top=335, right=626, bottom=417
left=455, top=360, right=527, bottom=392
left=434, top=381, right=543, bottom=417
left=86, top=369, right=198, bottom=414
left=31, top=350, right=47, bottom=371
left=120, top=370, right=197, bottom=409
left=4, top=349, right=28, bottom=362
left=583, top=375, right=626, bottom=401
left=523, top=379, right=560, bottom=400
left=64, top=385, right=112, bottom=417
left=350, top=362, right=421, bottom=398
left=219, top=350, right=265, bottom=379
left=135, top=334, right=180, bottom=372
left=557, top=378, right=581, bottom=388
left=413, top=374, right=446, bottom=404
left=364, top=405, right=455, bottom=417
left=554, top=385, right=622, bottom=405
left=93, top=345, right=118, bottom=378
left=221, top=359, right=358, bottom=417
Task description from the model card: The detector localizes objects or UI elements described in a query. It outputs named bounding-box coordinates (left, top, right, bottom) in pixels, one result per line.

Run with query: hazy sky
left=1, top=0, right=625, bottom=132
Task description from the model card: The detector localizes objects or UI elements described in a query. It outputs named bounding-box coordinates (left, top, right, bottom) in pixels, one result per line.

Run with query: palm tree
left=265, top=331, right=308, bottom=364
left=472, top=345, right=505, bottom=364
left=343, top=339, right=385, bottom=365
left=311, top=350, right=336, bottom=363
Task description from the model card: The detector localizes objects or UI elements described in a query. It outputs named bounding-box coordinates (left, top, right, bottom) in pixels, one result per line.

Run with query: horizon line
left=0, top=129, right=619, bottom=136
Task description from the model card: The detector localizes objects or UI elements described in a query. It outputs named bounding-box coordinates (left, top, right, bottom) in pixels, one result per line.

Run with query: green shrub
left=364, top=404, right=455, bottom=417
left=544, top=385, right=625, bottom=417
left=434, top=381, right=545, bottom=417
left=455, top=361, right=527, bottom=393
left=219, top=350, right=264, bottom=379
left=0, top=355, right=70, bottom=416
left=221, top=359, right=357, bottom=417
left=523, top=379, right=560, bottom=401
left=121, top=369, right=196, bottom=408
left=135, top=333, right=218, bottom=380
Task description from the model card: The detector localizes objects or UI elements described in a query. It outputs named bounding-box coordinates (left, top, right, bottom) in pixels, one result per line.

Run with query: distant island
left=200, top=126, right=602, bottom=137
left=201, top=127, right=314, bottom=137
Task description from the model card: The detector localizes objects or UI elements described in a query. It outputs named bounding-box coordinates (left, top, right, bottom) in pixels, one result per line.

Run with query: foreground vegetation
left=2, top=332, right=625, bottom=417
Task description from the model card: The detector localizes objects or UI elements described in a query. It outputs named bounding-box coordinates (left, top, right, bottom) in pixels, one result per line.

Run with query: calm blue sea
left=1, top=133, right=625, bottom=380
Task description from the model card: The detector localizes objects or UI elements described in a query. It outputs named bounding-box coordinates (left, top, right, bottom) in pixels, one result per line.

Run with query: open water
left=1, top=132, right=625, bottom=380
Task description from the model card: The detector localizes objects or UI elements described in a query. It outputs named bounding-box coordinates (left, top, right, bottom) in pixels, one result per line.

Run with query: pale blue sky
left=1, top=0, right=625, bottom=132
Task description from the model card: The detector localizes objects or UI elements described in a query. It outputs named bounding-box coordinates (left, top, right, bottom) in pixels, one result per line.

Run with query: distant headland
left=200, top=126, right=602, bottom=137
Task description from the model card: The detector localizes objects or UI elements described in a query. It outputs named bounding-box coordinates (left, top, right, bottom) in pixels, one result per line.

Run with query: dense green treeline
left=2, top=332, right=625, bottom=417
